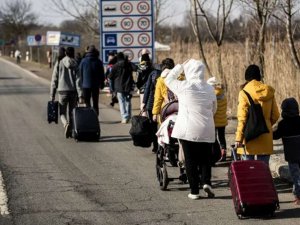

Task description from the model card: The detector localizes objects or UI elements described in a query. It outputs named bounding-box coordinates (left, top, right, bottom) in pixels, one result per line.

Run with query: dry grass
left=156, top=41, right=300, bottom=117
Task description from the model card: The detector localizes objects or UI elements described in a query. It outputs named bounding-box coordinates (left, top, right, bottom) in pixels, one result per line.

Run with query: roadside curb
left=270, top=154, right=292, bottom=182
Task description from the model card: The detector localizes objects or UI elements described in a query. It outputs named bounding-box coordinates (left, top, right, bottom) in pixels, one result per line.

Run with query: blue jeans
left=288, top=162, right=300, bottom=198
left=242, top=154, right=270, bottom=165
left=117, top=92, right=132, bottom=120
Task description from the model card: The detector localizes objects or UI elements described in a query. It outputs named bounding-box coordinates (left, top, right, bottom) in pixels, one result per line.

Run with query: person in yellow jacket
left=207, top=77, right=228, bottom=162
left=152, top=58, right=175, bottom=123
left=235, top=64, right=280, bottom=165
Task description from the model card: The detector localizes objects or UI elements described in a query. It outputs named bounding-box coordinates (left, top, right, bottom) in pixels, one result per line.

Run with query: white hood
left=183, top=59, right=205, bottom=83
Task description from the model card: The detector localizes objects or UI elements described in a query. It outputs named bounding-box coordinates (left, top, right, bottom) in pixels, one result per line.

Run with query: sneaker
left=121, top=119, right=127, bottom=124
left=188, top=193, right=200, bottom=200
left=203, top=184, right=215, bottom=198
left=64, top=123, right=70, bottom=138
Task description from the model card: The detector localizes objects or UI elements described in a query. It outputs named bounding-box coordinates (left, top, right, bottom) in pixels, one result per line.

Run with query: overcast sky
left=31, top=0, right=190, bottom=26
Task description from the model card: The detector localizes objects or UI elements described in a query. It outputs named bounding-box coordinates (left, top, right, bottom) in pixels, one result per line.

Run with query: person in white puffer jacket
left=165, top=59, right=217, bottom=200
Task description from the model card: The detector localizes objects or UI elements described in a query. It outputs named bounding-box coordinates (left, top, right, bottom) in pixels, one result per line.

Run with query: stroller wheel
left=156, top=162, right=169, bottom=190
left=160, top=164, right=169, bottom=190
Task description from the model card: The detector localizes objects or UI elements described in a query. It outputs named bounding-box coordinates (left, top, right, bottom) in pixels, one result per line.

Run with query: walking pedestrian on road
left=108, top=52, right=134, bottom=123
left=165, top=59, right=217, bottom=200
left=14, top=49, right=21, bottom=64
left=79, top=45, right=105, bottom=116
left=152, top=58, right=176, bottom=124
left=136, top=53, right=153, bottom=110
left=235, top=64, right=279, bottom=164
left=207, top=76, right=228, bottom=162
left=141, top=62, right=161, bottom=153
left=50, top=47, right=83, bottom=138
left=273, top=97, right=300, bottom=205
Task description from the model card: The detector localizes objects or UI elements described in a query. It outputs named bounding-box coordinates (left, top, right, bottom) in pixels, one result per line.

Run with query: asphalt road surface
left=0, top=58, right=300, bottom=225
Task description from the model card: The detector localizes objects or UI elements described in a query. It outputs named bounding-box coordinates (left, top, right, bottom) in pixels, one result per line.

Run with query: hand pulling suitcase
left=47, top=101, right=58, bottom=124
left=229, top=146, right=279, bottom=219
left=72, top=106, right=100, bottom=141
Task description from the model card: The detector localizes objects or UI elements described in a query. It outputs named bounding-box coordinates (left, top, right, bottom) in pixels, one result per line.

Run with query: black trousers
left=83, top=88, right=99, bottom=115
left=180, top=140, right=212, bottom=195
left=216, top=127, right=226, bottom=149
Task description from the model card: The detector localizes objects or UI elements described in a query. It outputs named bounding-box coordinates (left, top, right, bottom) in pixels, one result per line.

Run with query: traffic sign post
left=100, top=0, right=155, bottom=64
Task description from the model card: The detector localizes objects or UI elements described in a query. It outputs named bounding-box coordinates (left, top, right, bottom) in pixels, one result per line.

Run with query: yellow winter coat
left=214, top=87, right=228, bottom=127
left=152, top=74, right=185, bottom=116
left=235, top=80, right=280, bottom=155
left=152, top=76, right=168, bottom=115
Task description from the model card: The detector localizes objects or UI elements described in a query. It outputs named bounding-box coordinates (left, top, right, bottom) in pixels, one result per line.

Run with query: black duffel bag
left=129, top=112, right=153, bottom=147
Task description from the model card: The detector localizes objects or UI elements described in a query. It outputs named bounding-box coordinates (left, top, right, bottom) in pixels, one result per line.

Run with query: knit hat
left=161, top=69, right=171, bottom=78
left=141, top=53, right=150, bottom=62
left=281, top=97, right=299, bottom=118
left=207, top=76, right=218, bottom=86
left=245, top=64, right=261, bottom=81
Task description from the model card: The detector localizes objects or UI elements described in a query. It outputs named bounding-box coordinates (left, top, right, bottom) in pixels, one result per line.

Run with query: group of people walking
left=50, top=45, right=105, bottom=137
left=49, top=46, right=300, bottom=205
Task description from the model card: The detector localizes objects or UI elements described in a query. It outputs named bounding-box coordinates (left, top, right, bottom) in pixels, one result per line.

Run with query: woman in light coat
left=235, top=64, right=279, bottom=164
left=165, top=59, right=217, bottom=200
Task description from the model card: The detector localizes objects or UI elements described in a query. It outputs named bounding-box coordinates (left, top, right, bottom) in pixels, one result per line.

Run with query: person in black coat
left=108, top=52, right=134, bottom=123
left=273, top=97, right=300, bottom=205
left=136, top=53, right=153, bottom=110
left=79, top=45, right=105, bottom=115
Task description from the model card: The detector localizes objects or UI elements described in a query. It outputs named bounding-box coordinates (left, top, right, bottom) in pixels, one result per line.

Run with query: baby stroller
left=155, top=100, right=187, bottom=190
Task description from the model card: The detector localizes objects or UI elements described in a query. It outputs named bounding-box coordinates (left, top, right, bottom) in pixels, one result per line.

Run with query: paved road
left=0, top=58, right=299, bottom=225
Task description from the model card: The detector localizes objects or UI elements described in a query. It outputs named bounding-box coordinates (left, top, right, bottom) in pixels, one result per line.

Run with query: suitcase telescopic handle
left=231, top=144, right=247, bottom=161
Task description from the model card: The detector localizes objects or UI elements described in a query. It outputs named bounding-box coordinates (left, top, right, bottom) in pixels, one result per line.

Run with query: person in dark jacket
left=105, top=52, right=118, bottom=107
left=142, top=68, right=161, bottom=152
left=79, top=45, right=105, bottom=115
left=136, top=53, right=153, bottom=110
left=109, top=52, right=134, bottom=123
left=273, top=98, right=300, bottom=205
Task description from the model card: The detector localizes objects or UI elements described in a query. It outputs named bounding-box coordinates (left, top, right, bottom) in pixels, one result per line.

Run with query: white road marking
left=0, top=171, right=9, bottom=215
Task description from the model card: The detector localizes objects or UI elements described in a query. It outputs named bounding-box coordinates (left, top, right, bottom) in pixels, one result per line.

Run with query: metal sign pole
left=37, top=46, right=40, bottom=65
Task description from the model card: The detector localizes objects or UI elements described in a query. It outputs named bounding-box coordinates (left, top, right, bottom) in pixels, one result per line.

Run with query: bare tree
left=155, top=0, right=174, bottom=27
left=50, top=0, right=99, bottom=35
left=280, top=0, right=300, bottom=70
left=190, top=0, right=233, bottom=87
left=0, top=0, right=37, bottom=43
left=239, top=0, right=279, bottom=79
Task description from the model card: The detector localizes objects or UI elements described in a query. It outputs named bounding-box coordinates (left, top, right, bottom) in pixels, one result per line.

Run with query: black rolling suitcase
left=72, top=106, right=100, bottom=141
left=47, top=101, right=58, bottom=124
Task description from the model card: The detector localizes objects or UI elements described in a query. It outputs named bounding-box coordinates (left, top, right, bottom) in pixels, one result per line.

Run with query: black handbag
left=129, top=111, right=153, bottom=147
left=243, top=90, right=269, bottom=142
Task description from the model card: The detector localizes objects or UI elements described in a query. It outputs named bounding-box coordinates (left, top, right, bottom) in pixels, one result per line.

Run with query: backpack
left=243, top=90, right=269, bottom=142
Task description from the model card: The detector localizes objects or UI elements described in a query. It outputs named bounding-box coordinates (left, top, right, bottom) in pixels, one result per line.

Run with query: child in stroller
left=155, top=100, right=187, bottom=190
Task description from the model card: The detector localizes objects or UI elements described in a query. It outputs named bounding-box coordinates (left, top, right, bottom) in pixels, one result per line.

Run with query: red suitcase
left=229, top=147, right=279, bottom=219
